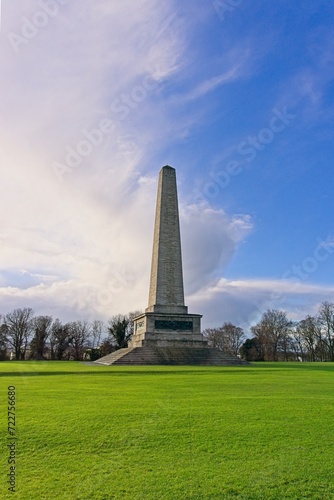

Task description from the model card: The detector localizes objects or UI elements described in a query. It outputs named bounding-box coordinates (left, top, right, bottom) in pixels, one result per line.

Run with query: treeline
left=204, top=302, right=334, bottom=362
left=1, top=302, right=333, bottom=362
left=0, top=309, right=141, bottom=361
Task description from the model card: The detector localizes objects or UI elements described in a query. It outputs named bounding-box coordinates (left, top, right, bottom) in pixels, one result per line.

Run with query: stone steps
left=95, top=347, right=136, bottom=365
left=95, top=346, right=249, bottom=366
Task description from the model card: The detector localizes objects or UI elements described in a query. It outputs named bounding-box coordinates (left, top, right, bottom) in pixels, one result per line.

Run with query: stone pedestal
left=130, top=312, right=206, bottom=348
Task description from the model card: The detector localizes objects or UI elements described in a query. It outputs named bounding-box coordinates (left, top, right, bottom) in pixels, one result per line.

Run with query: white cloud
left=0, top=0, right=188, bottom=318
left=181, top=204, right=252, bottom=294
left=188, top=278, right=334, bottom=330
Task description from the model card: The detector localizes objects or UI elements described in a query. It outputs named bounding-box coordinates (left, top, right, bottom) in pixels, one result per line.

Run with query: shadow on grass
left=0, top=363, right=255, bottom=377
left=277, top=363, right=334, bottom=372
left=0, top=369, right=256, bottom=377
left=1, top=362, right=332, bottom=377
left=250, top=362, right=334, bottom=372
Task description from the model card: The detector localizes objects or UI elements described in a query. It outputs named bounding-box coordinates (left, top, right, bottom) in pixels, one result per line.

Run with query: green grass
left=1, top=362, right=334, bottom=499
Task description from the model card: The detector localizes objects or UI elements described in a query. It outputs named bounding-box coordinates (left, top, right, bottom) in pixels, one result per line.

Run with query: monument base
left=94, top=311, right=250, bottom=366
left=129, top=312, right=206, bottom=348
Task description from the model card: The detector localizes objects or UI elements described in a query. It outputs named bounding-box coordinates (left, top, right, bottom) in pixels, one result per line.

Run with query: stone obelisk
left=130, top=165, right=204, bottom=348
left=95, top=165, right=248, bottom=365
left=147, top=165, right=187, bottom=314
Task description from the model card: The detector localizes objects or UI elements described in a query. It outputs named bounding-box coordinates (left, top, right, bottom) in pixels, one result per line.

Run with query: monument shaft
left=147, top=166, right=186, bottom=314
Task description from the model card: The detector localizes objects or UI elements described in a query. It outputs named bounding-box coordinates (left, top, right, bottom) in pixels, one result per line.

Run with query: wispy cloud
left=187, top=63, right=244, bottom=100
left=274, top=28, right=334, bottom=124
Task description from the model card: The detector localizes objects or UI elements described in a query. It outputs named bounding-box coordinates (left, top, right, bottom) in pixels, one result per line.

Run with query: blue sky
left=0, top=0, right=333, bottom=331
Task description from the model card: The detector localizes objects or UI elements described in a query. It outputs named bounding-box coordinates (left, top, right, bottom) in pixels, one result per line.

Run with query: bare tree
left=318, top=302, right=334, bottom=361
left=251, top=310, right=292, bottom=361
left=223, top=323, right=246, bottom=356
left=4, top=308, right=34, bottom=360
left=0, top=315, right=8, bottom=360
left=68, top=321, right=91, bottom=360
left=203, top=328, right=225, bottom=351
left=91, top=320, right=104, bottom=349
left=203, top=323, right=246, bottom=356
left=30, top=316, right=53, bottom=359
left=290, top=322, right=306, bottom=361
left=50, top=319, right=72, bottom=360
left=296, top=316, right=320, bottom=361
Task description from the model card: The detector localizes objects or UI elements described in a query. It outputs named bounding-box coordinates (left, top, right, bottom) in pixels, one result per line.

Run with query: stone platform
left=95, top=345, right=249, bottom=366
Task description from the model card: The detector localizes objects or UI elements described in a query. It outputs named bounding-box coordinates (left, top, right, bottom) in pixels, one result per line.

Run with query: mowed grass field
left=1, top=362, right=334, bottom=500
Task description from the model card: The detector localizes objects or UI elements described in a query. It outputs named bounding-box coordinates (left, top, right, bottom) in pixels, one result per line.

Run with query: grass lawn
left=0, top=362, right=333, bottom=499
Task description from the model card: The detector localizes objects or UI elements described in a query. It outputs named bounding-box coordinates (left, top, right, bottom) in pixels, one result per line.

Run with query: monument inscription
left=155, top=320, right=193, bottom=331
